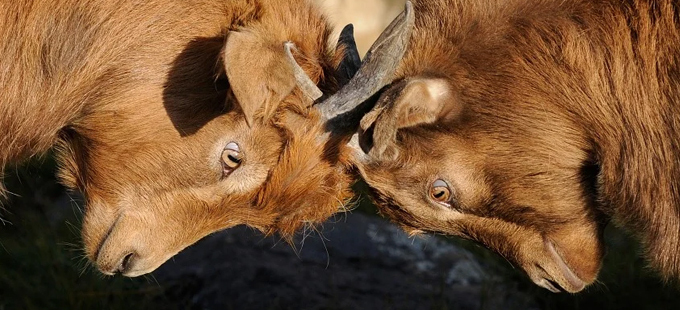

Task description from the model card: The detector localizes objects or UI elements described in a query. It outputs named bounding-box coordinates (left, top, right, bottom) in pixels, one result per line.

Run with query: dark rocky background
left=152, top=214, right=536, bottom=310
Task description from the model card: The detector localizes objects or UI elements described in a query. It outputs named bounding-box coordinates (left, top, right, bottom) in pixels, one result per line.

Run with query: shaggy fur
left=0, top=0, right=354, bottom=276
left=355, top=0, right=680, bottom=293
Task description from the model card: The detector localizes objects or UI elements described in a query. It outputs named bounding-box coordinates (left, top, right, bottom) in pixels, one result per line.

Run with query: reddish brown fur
left=354, top=0, right=680, bottom=292
left=1, top=0, right=354, bottom=276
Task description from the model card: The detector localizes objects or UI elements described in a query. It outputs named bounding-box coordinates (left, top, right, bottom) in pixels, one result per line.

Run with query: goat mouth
left=532, top=238, right=586, bottom=293
left=535, top=278, right=565, bottom=293
left=92, top=214, right=123, bottom=263
left=546, top=239, right=586, bottom=292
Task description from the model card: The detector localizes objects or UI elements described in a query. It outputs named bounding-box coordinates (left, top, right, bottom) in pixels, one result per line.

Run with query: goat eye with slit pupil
left=431, top=186, right=450, bottom=201
left=222, top=151, right=241, bottom=169
left=221, top=142, right=242, bottom=171
left=429, top=179, right=452, bottom=205
left=228, top=154, right=241, bottom=164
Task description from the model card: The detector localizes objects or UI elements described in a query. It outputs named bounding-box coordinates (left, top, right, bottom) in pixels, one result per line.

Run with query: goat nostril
left=117, top=252, right=136, bottom=274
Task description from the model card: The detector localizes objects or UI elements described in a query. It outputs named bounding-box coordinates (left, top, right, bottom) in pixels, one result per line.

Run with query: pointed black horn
left=336, top=24, right=362, bottom=86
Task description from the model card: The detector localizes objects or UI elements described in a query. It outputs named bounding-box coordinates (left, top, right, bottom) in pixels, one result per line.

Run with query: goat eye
left=221, top=142, right=242, bottom=174
left=429, top=179, right=452, bottom=206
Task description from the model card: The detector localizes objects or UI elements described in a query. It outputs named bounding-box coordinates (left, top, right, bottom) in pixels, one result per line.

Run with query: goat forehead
left=71, top=119, right=278, bottom=198
left=370, top=183, right=465, bottom=232
left=366, top=141, right=486, bottom=189
left=370, top=184, right=535, bottom=258
left=365, top=154, right=570, bottom=231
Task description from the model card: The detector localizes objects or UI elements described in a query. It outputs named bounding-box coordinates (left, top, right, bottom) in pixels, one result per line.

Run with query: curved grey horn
left=316, top=0, right=415, bottom=124
left=284, top=23, right=362, bottom=102
left=284, top=42, right=324, bottom=101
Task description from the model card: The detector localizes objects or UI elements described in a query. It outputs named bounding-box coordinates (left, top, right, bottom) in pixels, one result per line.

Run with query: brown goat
left=0, top=0, right=367, bottom=277
left=348, top=0, right=680, bottom=293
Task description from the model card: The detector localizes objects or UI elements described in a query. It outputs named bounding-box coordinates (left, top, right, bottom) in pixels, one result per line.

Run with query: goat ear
left=360, top=78, right=459, bottom=160
left=223, top=31, right=296, bottom=126
left=392, top=78, right=459, bottom=129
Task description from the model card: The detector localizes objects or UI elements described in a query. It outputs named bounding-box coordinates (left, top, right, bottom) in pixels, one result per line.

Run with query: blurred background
left=315, top=0, right=405, bottom=55
left=2, top=0, right=679, bottom=309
